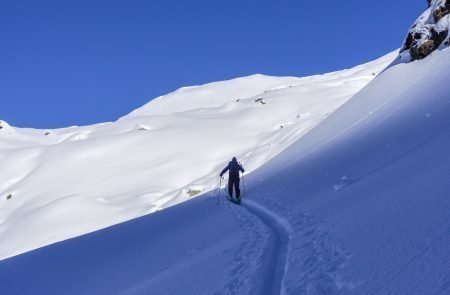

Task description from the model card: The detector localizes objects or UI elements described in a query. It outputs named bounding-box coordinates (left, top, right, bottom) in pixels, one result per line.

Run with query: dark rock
left=402, top=32, right=414, bottom=51
left=6, top=194, right=12, bottom=200
left=431, top=27, right=448, bottom=46
left=411, top=39, right=436, bottom=60
left=433, top=5, right=450, bottom=22
left=255, top=97, right=266, bottom=105
left=427, top=0, right=431, bottom=8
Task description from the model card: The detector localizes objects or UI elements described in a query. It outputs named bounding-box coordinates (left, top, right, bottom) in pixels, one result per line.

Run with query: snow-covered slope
left=247, top=47, right=450, bottom=294
left=0, top=52, right=395, bottom=260
left=2, top=47, right=450, bottom=294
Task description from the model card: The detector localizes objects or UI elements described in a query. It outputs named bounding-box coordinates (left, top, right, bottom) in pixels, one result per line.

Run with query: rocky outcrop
left=0, top=120, right=15, bottom=135
left=400, top=0, right=450, bottom=61
left=410, top=39, right=435, bottom=60
left=433, top=5, right=450, bottom=22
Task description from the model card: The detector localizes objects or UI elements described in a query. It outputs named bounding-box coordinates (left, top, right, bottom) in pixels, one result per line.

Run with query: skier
left=220, top=157, right=245, bottom=201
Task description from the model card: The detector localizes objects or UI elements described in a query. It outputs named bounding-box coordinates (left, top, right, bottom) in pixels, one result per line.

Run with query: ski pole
left=241, top=171, right=246, bottom=196
left=238, top=161, right=246, bottom=197
left=217, top=176, right=222, bottom=203
left=218, top=176, right=222, bottom=203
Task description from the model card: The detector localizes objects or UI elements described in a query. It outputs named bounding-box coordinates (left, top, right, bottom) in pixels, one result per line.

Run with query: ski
left=227, top=196, right=241, bottom=205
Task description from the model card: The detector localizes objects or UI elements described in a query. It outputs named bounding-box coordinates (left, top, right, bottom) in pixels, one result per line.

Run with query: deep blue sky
left=1, top=0, right=424, bottom=128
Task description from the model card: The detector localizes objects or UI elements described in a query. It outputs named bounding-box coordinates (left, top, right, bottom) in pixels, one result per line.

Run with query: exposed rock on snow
left=135, top=124, right=151, bottom=131
left=400, top=0, right=450, bottom=61
left=0, top=121, right=14, bottom=134
left=433, top=4, right=450, bottom=21
left=255, top=97, right=267, bottom=105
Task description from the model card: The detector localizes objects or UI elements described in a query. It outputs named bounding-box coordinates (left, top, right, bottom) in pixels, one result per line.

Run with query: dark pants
left=228, top=176, right=240, bottom=198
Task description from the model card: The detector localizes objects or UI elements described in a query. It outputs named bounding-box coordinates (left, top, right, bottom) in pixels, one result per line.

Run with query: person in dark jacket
left=220, top=157, right=245, bottom=200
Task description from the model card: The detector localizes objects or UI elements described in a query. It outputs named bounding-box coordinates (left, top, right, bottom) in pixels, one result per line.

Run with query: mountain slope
left=1, top=47, right=450, bottom=294
left=247, top=47, right=450, bottom=293
left=0, top=52, right=395, bottom=260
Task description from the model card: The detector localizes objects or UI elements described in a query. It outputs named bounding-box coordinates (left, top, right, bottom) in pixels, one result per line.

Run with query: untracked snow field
left=1, top=47, right=450, bottom=294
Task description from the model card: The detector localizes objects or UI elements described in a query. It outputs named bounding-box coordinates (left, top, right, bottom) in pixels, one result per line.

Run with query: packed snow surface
left=2, top=47, right=450, bottom=294
left=0, top=52, right=395, bottom=260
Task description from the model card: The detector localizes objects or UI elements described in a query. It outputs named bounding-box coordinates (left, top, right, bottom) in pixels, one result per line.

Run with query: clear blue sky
left=1, top=0, right=424, bottom=128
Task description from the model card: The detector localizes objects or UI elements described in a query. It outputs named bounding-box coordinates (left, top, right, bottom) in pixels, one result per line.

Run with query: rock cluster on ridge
left=400, top=0, right=450, bottom=61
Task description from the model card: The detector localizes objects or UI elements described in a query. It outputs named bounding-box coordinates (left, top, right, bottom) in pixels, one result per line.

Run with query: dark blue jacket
left=220, top=159, right=245, bottom=179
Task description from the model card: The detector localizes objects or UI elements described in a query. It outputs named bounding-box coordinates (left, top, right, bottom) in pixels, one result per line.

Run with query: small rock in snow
left=136, top=124, right=151, bottom=131
left=255, top=97, right=267, bottom=105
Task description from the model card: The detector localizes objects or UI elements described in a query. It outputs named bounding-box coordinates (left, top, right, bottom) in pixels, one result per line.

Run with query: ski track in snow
left=254, top=196, right=357, bottom=294
left=216, top=191, right=291, bottom=295
left=242, top=200, right=291, bottom=295
left=216, top=185, right=356, bottom=294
